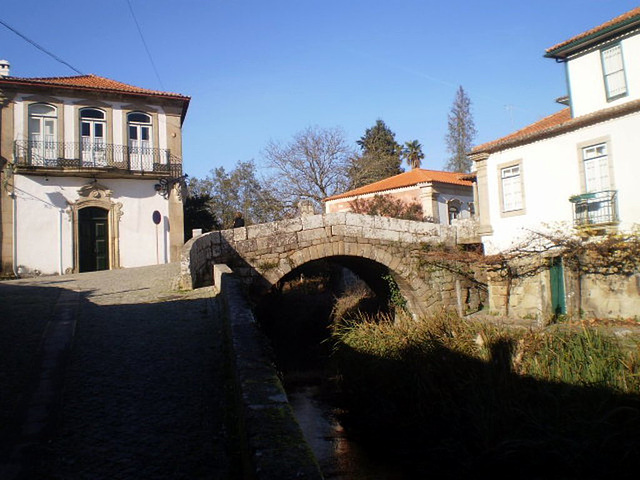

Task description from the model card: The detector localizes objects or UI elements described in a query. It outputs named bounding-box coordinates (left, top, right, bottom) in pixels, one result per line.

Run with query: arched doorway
left=79, top=207, right=109, bottom=272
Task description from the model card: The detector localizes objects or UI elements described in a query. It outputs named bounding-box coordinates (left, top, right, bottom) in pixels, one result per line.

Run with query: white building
left=0, top=64, right=190, bottom=276
left=470, top=7, right=640, bottom=254
left=324, top=168, right=474, bottom=226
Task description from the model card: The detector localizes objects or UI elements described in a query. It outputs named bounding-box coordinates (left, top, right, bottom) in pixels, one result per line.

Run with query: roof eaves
left=0, top=76, right=190, bottom=101
left=545, top=15, right=640, bottom=59
left=472, top=99, right=640, bottom=155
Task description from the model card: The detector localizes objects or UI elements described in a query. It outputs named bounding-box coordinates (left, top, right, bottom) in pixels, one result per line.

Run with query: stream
left=284, top=372, right=406, bottom=479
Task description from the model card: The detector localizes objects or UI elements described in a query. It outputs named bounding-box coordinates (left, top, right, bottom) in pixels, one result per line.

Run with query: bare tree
left=264, top=126, right=353, bottom=211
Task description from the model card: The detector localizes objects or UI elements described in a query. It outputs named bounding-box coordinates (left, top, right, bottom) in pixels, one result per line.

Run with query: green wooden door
left=79, top=207, right=109, bottom=272
left=550, top=257, right=566, bottom=315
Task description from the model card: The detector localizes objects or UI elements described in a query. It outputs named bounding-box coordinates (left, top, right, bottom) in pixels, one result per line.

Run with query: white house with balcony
left=470, top=7, right=640, bottom=254
left=0, top=63, right=190, bottom=276
left=468, top=7, right=640, bottom=319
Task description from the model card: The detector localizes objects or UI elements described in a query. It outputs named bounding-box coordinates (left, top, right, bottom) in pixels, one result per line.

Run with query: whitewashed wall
left=568, top=33, right=640, bottom=117
left=482, top=111, right=640, bottom=253
left=13, top=175, right=170, bottom=275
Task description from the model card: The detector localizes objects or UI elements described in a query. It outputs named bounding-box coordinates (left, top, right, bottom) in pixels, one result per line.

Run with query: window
left=127, top=112, right=153, bottom=171
left=601, top=44, right=627, bottom=100
left=80, top=108, right=107, bottom=166
left=501, top=165, right=523, bottom=212
left=447, top=199, right=461, bottom=224
left=582, top=143, right=610, bottom=193
left=28, top=103, right=58, bottom=165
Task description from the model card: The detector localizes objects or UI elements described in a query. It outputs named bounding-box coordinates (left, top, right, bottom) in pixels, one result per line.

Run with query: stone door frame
left=69, top=182, right=122, bottom=273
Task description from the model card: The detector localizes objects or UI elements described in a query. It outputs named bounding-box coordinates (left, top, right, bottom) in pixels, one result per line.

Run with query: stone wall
left=214, top=264, right=323, bottom=479
left=487, top=261, right=640, bottom=321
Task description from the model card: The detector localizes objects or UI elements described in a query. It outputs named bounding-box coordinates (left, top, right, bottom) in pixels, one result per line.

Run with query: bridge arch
left=179, top=213, right=466, bottom=317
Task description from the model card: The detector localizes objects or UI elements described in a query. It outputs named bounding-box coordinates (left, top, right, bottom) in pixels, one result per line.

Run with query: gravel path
left=1, top=264, right=235, bottom=479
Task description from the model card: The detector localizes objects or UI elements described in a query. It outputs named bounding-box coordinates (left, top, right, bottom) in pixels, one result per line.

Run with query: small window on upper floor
left=601, top=44, right=627, bottom=101
left=501, top=165, right=523, bottom=212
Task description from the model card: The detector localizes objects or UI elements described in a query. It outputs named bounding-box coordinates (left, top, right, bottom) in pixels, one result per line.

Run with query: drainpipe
left=12, top=191, right=19, bottom=278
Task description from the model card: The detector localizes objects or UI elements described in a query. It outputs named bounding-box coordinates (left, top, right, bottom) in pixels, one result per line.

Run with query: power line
left=126, top=0, right=165, bottom=90
left=0, top=17, right=84, bottom=75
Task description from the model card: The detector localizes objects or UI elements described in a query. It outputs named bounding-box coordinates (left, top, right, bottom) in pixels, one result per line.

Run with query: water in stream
left=285, top=375, right=406, bottom=479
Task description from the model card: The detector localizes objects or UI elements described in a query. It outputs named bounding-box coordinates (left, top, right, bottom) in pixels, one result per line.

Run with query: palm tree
left=403, top=140, right=424, bottom=169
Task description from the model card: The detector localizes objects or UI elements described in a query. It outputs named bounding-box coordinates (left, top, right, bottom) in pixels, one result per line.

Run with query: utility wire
left=126, top=0, right=165, bottom=90
left=0, top=17, right=84, bottom=75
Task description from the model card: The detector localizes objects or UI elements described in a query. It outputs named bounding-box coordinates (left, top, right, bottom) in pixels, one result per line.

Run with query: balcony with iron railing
left=13, top=140, right=182, bottom=177
left=569, top=190, right=619, bottom=227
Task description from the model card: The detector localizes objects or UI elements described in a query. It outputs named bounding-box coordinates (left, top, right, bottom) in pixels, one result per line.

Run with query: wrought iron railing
left=569, top=190, right=618, bottom=227
left=14, top=140, right=182, bottom=176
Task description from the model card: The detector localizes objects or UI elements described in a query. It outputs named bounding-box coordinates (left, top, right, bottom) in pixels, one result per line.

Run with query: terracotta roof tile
left=472, top=108, right=571, bottom=154
left=0, top=74, right=189, bottom=100
left=546, top=7, right=640, bottom=56
left=324, top=169, right=472, bottom=202
left=471, top=98, right=640, bottom=156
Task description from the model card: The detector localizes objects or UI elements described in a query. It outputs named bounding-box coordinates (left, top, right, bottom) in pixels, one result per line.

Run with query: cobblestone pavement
left=1, top=264, right=236, bottom=479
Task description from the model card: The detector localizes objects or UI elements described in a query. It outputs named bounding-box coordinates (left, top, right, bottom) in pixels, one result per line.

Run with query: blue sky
left=1, top=1, right=637, bottom=179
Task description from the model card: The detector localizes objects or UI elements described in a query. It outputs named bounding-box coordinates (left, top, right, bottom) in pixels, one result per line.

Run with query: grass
left=329, top=311, right=640, bottom=478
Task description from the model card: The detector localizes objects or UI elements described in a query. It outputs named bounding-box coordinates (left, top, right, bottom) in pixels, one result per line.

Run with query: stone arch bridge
left=178, top=213, right=481, bottom=317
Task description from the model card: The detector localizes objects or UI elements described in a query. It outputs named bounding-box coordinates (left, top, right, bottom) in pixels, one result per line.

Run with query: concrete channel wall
left=214, top=264, right=323, bottom=480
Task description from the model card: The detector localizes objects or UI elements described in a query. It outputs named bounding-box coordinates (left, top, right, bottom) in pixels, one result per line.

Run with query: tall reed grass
left=329, top=311, right=640, bottom=477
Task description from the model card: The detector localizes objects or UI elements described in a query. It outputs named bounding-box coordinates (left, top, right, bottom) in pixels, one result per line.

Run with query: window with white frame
left=127, top=112, right=153, bottom=171
left=501, top=165, right=523, bottom=212
left=80, top=108, right=107, bottom=166
left=28, top=103, right=58, bottom=165
left=582, top=143, right=610, bottom=192
left=601, top=44, right=627, bottom=100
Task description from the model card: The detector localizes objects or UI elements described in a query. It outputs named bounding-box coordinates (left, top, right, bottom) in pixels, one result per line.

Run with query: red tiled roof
left=472, top=108, right=571, bottom=154
left=546, top=7, right=640, bottom=57
left=0, top=74, right=190, bottom=100
left=324, top=168, right=472, bottom=202
left=471, top=98, right=640, bottom=156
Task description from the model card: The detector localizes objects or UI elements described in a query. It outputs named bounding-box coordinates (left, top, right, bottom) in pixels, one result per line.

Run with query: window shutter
left=602, top=45, right=627, bottom=98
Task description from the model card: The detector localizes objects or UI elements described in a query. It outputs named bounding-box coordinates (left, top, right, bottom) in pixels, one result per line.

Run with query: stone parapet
left=178, top=213, right=480, bottom=316
left=215, top=264, right=323, bottom=479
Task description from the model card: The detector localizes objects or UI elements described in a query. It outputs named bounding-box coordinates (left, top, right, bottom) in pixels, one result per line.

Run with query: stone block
left=302, top=214, right=324, bottom=230
left=373, top=215, right=394, bottom=231
left=275, top=217, right=303, bottom=233
left=332, top=224, right=363, bottom=238
left=256, top=232, right=298, bottom=251
left=235, top=238, right=258, bottom=254
left=233, top=227, right=247, bottom=242
left=323, top=212, right=346, bottom=226
left=298, top=228, right=326, bottom=243
left=366, top=227, right=399, bottom=242
left=398, top=231, right=416, bottom=243
left=289, top=250, right=305, bottom=268
left=247, top=222, right=277, bottom=239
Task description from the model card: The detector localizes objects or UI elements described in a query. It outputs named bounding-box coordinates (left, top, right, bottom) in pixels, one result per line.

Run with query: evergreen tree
left=348, top=119, right=403, bottom=188
left=444, top=86, right=477, bottom=173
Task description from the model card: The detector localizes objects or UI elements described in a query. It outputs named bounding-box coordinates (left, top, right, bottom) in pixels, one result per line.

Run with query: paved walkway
left=0, top=264, right=236, bottom=479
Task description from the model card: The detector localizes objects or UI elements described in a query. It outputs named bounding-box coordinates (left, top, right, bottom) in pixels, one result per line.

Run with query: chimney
left=0, top=60, right=10, bottom=77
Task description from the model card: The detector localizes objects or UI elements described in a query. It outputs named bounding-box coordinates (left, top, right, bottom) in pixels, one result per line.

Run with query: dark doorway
left=79, top=207, right=109, bottom=272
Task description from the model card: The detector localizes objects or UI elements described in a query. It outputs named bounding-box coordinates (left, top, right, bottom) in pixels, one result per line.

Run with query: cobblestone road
left=1, top=264, right=235, bottom=479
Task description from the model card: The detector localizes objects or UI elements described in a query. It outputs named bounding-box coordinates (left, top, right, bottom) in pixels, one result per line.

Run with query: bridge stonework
left=179, top=213, right=475, bottom=317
